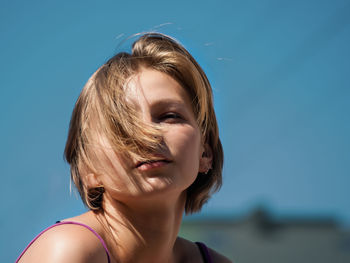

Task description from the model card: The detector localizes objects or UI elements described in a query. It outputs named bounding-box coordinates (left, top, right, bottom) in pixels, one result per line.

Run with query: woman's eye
left=159, top=112, right=183, bottom=123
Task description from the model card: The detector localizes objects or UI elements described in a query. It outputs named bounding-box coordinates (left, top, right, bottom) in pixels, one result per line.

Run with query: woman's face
left=95, top=68, right=206, bottom=201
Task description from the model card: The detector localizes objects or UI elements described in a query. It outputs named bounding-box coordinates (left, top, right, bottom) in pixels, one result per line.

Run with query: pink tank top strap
left=16, top=221, right=111, bottom=263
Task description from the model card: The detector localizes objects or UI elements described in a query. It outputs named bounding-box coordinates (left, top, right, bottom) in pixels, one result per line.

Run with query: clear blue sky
left=1, top=0, right=350, bottom=261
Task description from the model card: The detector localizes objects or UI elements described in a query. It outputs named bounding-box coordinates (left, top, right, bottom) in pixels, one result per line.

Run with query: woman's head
left=64, top=33, right=223, bottom=214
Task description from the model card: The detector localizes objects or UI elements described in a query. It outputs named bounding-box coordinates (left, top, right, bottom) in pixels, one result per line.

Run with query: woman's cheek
left=167, top=125, right=201, bottom=160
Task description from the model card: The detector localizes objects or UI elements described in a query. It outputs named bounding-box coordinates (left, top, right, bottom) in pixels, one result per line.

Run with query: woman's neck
left=94, top=191, right=187, bottom=263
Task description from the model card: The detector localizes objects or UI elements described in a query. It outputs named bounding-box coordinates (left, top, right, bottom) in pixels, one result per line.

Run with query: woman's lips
left=136, top=159, right=172, bottom=171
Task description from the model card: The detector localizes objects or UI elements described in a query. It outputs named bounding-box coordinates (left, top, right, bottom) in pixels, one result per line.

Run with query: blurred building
left=180, top=208, right=350, bottom=263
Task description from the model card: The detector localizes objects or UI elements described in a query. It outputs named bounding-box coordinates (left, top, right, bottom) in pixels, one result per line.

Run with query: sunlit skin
left=18, top=68, right=231, bottom=263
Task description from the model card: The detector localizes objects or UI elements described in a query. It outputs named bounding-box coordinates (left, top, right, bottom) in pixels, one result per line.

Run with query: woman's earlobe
left=199, top=144, right=213, bottom=174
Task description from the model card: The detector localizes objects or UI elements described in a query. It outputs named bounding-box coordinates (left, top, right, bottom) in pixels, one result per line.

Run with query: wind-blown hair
left=64, top=33, right=223, bottom=214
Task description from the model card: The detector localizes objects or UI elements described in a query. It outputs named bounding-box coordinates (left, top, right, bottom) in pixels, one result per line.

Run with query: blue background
left=1, top=0, right=349, bottom=261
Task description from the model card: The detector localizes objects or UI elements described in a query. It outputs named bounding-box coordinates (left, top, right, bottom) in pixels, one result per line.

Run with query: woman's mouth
left=136, top=159, right=172, bottom=171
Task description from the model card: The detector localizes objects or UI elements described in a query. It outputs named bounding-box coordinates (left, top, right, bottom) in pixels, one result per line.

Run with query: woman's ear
left=85, top=173, right=102, bottom=188
left=199, top=143, right=213, bottom=174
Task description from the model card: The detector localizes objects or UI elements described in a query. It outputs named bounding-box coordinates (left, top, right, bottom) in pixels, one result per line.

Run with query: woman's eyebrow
left=150, top=99, right=187, bottom=109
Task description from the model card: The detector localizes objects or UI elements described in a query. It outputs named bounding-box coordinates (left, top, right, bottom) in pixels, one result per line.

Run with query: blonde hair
left=64, top=33, right=223, bottom=214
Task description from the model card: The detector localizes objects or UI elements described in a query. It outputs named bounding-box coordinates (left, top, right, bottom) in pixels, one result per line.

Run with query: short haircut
left=64, top=33, right=223, bottom=214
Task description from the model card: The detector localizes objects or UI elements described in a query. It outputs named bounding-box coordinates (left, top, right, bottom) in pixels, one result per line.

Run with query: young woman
left=17, top=33, right=231, bottom=263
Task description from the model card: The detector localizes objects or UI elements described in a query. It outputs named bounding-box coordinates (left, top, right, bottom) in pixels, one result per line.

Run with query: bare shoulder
left=18, top=223, right=108, bottom=263
left=176, top=237, right=232, bottom=263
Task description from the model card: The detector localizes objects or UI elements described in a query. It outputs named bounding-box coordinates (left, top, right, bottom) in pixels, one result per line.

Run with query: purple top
left=15, top=221, right=111, bottom=263
left=196, top=241, right=214, bottom=263
left=16, top=221, right=213, bottom=263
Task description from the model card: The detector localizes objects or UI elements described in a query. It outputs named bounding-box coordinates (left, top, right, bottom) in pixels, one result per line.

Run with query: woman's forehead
left=124, top=68, right=192, bottom=109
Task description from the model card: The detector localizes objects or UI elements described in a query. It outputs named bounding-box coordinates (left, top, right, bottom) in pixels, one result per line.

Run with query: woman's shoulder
left=206, top=245, right=232, bottom=263
left=18, top=217, right=109, bottom=263
left=177, top=237, right=232, bottom=263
